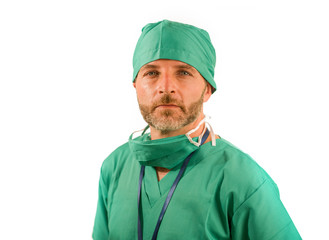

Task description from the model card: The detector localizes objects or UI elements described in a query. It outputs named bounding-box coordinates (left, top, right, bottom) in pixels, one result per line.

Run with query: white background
left=0, top=0, right=328, bottom=239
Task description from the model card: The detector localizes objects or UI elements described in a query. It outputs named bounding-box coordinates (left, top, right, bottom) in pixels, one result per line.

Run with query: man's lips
left=156, top=104, right=180, bottom=109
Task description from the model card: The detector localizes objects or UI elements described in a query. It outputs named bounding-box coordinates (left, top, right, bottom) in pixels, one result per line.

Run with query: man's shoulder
left=207, top=138, right=279, bottom=212
left=100, top=141, right=132, bottom=175
left=104, top=141, right=131, bottom=161
left=212, top=138, right=276, bottom=190
left=215, top=138, right=253, bottom=159
left=211, top=138, right=259, bottom=167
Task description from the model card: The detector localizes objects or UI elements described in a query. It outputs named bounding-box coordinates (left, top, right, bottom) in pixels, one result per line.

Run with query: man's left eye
left=179, top=71, right=190, bottom=76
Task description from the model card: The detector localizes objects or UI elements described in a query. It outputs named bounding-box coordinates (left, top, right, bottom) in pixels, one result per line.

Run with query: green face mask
left=128, top=117, right=216, bottom=169
left=129, top=132, right=199, bottom=169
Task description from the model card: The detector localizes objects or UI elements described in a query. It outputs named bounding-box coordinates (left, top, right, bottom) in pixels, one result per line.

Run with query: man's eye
left=145, top=71, right=158, bottom=77
left=179, top=71, right=191, bottom=76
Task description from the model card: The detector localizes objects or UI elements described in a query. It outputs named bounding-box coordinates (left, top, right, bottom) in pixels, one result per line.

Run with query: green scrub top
left=92, top=138, right=301, bottom=239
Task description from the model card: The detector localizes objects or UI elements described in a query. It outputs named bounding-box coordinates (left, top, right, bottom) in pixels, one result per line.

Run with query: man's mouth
left=156, top=104, right=179, bottom=108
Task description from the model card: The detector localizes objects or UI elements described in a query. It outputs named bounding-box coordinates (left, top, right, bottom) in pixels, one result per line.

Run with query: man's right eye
left=144, top=71, right=158, bottom=77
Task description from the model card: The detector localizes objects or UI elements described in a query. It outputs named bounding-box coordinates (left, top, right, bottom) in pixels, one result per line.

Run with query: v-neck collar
left=142, top=140, right=216, bottom=208
left=143, top=165, right=181, bottom=207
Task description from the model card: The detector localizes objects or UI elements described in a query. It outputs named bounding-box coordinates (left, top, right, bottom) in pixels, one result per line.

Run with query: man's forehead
left=140, top=59, right=196, bottom=71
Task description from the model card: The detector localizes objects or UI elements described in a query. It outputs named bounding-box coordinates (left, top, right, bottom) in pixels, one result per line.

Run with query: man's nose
left=157, top=72, right=176, bottom=94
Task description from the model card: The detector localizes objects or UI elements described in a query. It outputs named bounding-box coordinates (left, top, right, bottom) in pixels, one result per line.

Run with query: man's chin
left=150, top=117, right=186, bottom=130
left=154, top=107, right=181, bottom=114
left=153, top=111, right=183, bottom=121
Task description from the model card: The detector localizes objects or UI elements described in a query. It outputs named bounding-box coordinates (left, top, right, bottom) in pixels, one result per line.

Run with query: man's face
left=134, top=59, right=212, bottom=135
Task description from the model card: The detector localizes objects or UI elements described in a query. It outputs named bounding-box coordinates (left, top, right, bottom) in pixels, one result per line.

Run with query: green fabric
left=92, top=138, right=301, bottom=239
left=128, top=132, right=199, bottom=169
left=133, top=20, right=217, bottom=93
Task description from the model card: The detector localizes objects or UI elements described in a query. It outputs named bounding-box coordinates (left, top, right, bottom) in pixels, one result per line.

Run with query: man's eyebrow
left=140, top=64, right=159, bottom=71
left=175, top=64, right=196, bottom=71
left=140, top=63, right=196, bottom=71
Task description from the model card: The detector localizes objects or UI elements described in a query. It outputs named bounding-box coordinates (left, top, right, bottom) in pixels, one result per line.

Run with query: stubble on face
left=138, top=85, right=206, bottom=135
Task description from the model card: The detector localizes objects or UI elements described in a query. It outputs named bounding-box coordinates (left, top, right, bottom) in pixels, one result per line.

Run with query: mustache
left=151, top=94, right=186, bottom=112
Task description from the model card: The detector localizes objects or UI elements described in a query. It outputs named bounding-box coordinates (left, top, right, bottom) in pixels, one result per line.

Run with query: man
left=92, top=20, right=301, bottom=239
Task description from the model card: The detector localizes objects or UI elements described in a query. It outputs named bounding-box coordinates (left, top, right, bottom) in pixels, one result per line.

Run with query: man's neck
left=150, top=113, right=206, bottom=140
left=151, top=113, right=219, bottom=181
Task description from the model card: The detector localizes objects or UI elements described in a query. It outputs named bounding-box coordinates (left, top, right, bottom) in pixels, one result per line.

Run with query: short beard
left=138, top=86, right=206, bottom=135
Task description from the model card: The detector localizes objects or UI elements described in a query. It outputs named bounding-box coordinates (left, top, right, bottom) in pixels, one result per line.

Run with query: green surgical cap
left=133, top=20, right=217, bottom=93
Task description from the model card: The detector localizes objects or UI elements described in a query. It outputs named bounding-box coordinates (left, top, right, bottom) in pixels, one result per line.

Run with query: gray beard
left=138, top=87, right=206, bottom=135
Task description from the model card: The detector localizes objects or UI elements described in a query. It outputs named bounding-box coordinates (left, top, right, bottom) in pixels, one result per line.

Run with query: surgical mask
left=128, top=116, right=216, bottom=169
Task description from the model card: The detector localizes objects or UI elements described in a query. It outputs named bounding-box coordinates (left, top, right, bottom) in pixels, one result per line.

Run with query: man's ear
left=203, top=83, right=212, bottom=103
left=133, top=82, right=136, bottom=89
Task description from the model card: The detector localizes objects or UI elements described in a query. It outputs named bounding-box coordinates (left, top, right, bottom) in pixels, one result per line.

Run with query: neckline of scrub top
left=138, top=129, right=211, bottom=240
left=142, top=138, right=223, bottom=208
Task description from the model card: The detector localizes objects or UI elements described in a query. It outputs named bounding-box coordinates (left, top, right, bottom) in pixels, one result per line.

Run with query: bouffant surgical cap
left=133, top=20, right=217, bottom=93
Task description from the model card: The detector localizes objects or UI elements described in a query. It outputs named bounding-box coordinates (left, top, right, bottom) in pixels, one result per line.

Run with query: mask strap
left=129, top=125, right=150, bottom=140
left=198, top=125, right=207, bottom=143
left=130, top=116, right=217, bottom=146
left=206, top=121, right=216, bottom=146
left=185, top=115, right=217, bottom=147
left=141, top=125, right=150, bottom=135
left=185, top=117, right=206, bottom=147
